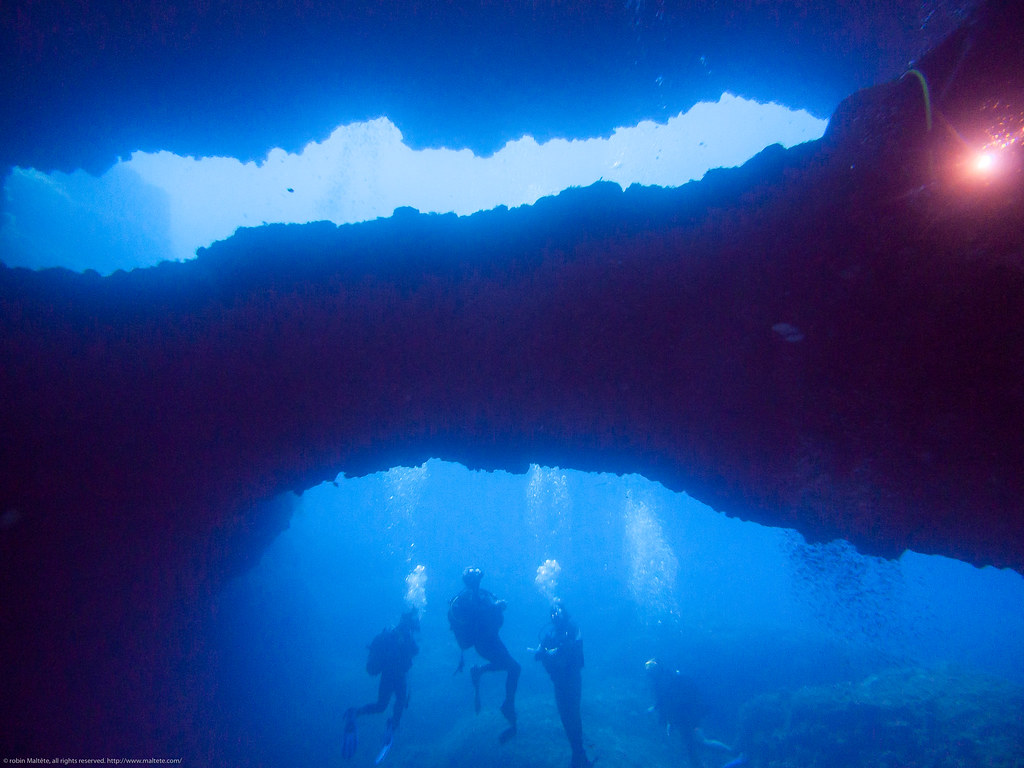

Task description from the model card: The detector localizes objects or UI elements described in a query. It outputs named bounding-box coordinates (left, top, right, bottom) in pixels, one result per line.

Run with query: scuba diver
left=531, top=599, right=592, bottom=768
left=645, top=657, right=739, bottom=768
left=343, top=607, right=420, bottom=764
left=448, top=567, right=521, bottom=743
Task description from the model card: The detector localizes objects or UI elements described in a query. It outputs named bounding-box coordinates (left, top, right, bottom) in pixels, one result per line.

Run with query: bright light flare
left=960, top=143, right=1013, bottom=184
left=973, top=152, right=996, bottom=175
left=966, top=109, right=1024, bottom=181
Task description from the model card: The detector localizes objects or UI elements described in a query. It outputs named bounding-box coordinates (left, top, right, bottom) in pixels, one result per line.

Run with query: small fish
left=772, top=322, right=805, bottom=343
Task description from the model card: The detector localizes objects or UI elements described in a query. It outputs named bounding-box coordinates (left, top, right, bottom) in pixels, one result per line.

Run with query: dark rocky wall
left=0, top=0, right=1022, bottom=757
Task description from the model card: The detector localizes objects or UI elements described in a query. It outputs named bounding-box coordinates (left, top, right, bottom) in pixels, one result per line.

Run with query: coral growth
left=735, top=666, right=1024, bottom=768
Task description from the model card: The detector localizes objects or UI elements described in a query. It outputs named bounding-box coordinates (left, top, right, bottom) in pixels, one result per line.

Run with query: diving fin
left=374, top=717, right=395, bottom=764
left=342, top=708, right=358, bottom=760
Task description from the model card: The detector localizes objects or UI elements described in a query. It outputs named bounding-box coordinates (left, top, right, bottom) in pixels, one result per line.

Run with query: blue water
left=207, top=460, right=1024, bottom=767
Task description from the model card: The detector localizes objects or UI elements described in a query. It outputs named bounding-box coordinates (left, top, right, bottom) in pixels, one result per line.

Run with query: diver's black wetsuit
left=536, top=605, right=589, bottom=768
left=648, top=661, right=734, bottom=768
left=343, top=612, right=419, bottom=761
left=473, top=621, right=521, bottom=713
left=449, top=570, right=520, bottom=740
left=356, top=622, right=418, bottom=728
left=650, top=666, right=706, bottom=736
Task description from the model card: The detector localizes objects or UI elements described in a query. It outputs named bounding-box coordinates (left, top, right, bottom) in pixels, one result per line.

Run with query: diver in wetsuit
left=645, top=657, right=737, bottom=768
left=448, top=567, right=521, bottom=743
left=343, top=608, right=420, bottom=763
left=532, top=599, right=592, bottom=768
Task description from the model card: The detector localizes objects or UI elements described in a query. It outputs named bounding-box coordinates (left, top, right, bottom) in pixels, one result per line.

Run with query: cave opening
left=204, top=459, right=1024, bottom=766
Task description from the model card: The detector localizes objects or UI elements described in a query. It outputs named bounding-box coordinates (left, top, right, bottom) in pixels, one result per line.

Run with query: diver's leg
left=502, top=655, right=521, bottom=714
left=373, top=675, right=405, bottom=763
left=470, top=664, right=483, bottom=713
left=357, top=676, right=394, bottom=716
left=475, top=636, right=519, bottom=740
left=475, top=636, right=514, bottom=673
left=391, top=675, right=409, bottom=729
left=491, top=640, right=520, bottom=738
left=476, top=638, right=519, bottom=691
left=497, top=643, right=520, bottom=739
left=554, top=673, right=586, bottom=763
left=478, top=637, right=520, bottom=711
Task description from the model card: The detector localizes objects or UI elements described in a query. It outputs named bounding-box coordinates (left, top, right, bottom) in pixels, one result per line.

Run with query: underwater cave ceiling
left=1, top=0, right=1024, bottom=701
left=0, top=0, right=979, bottom=175
left=0, top=0, right=1022, bottom=586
